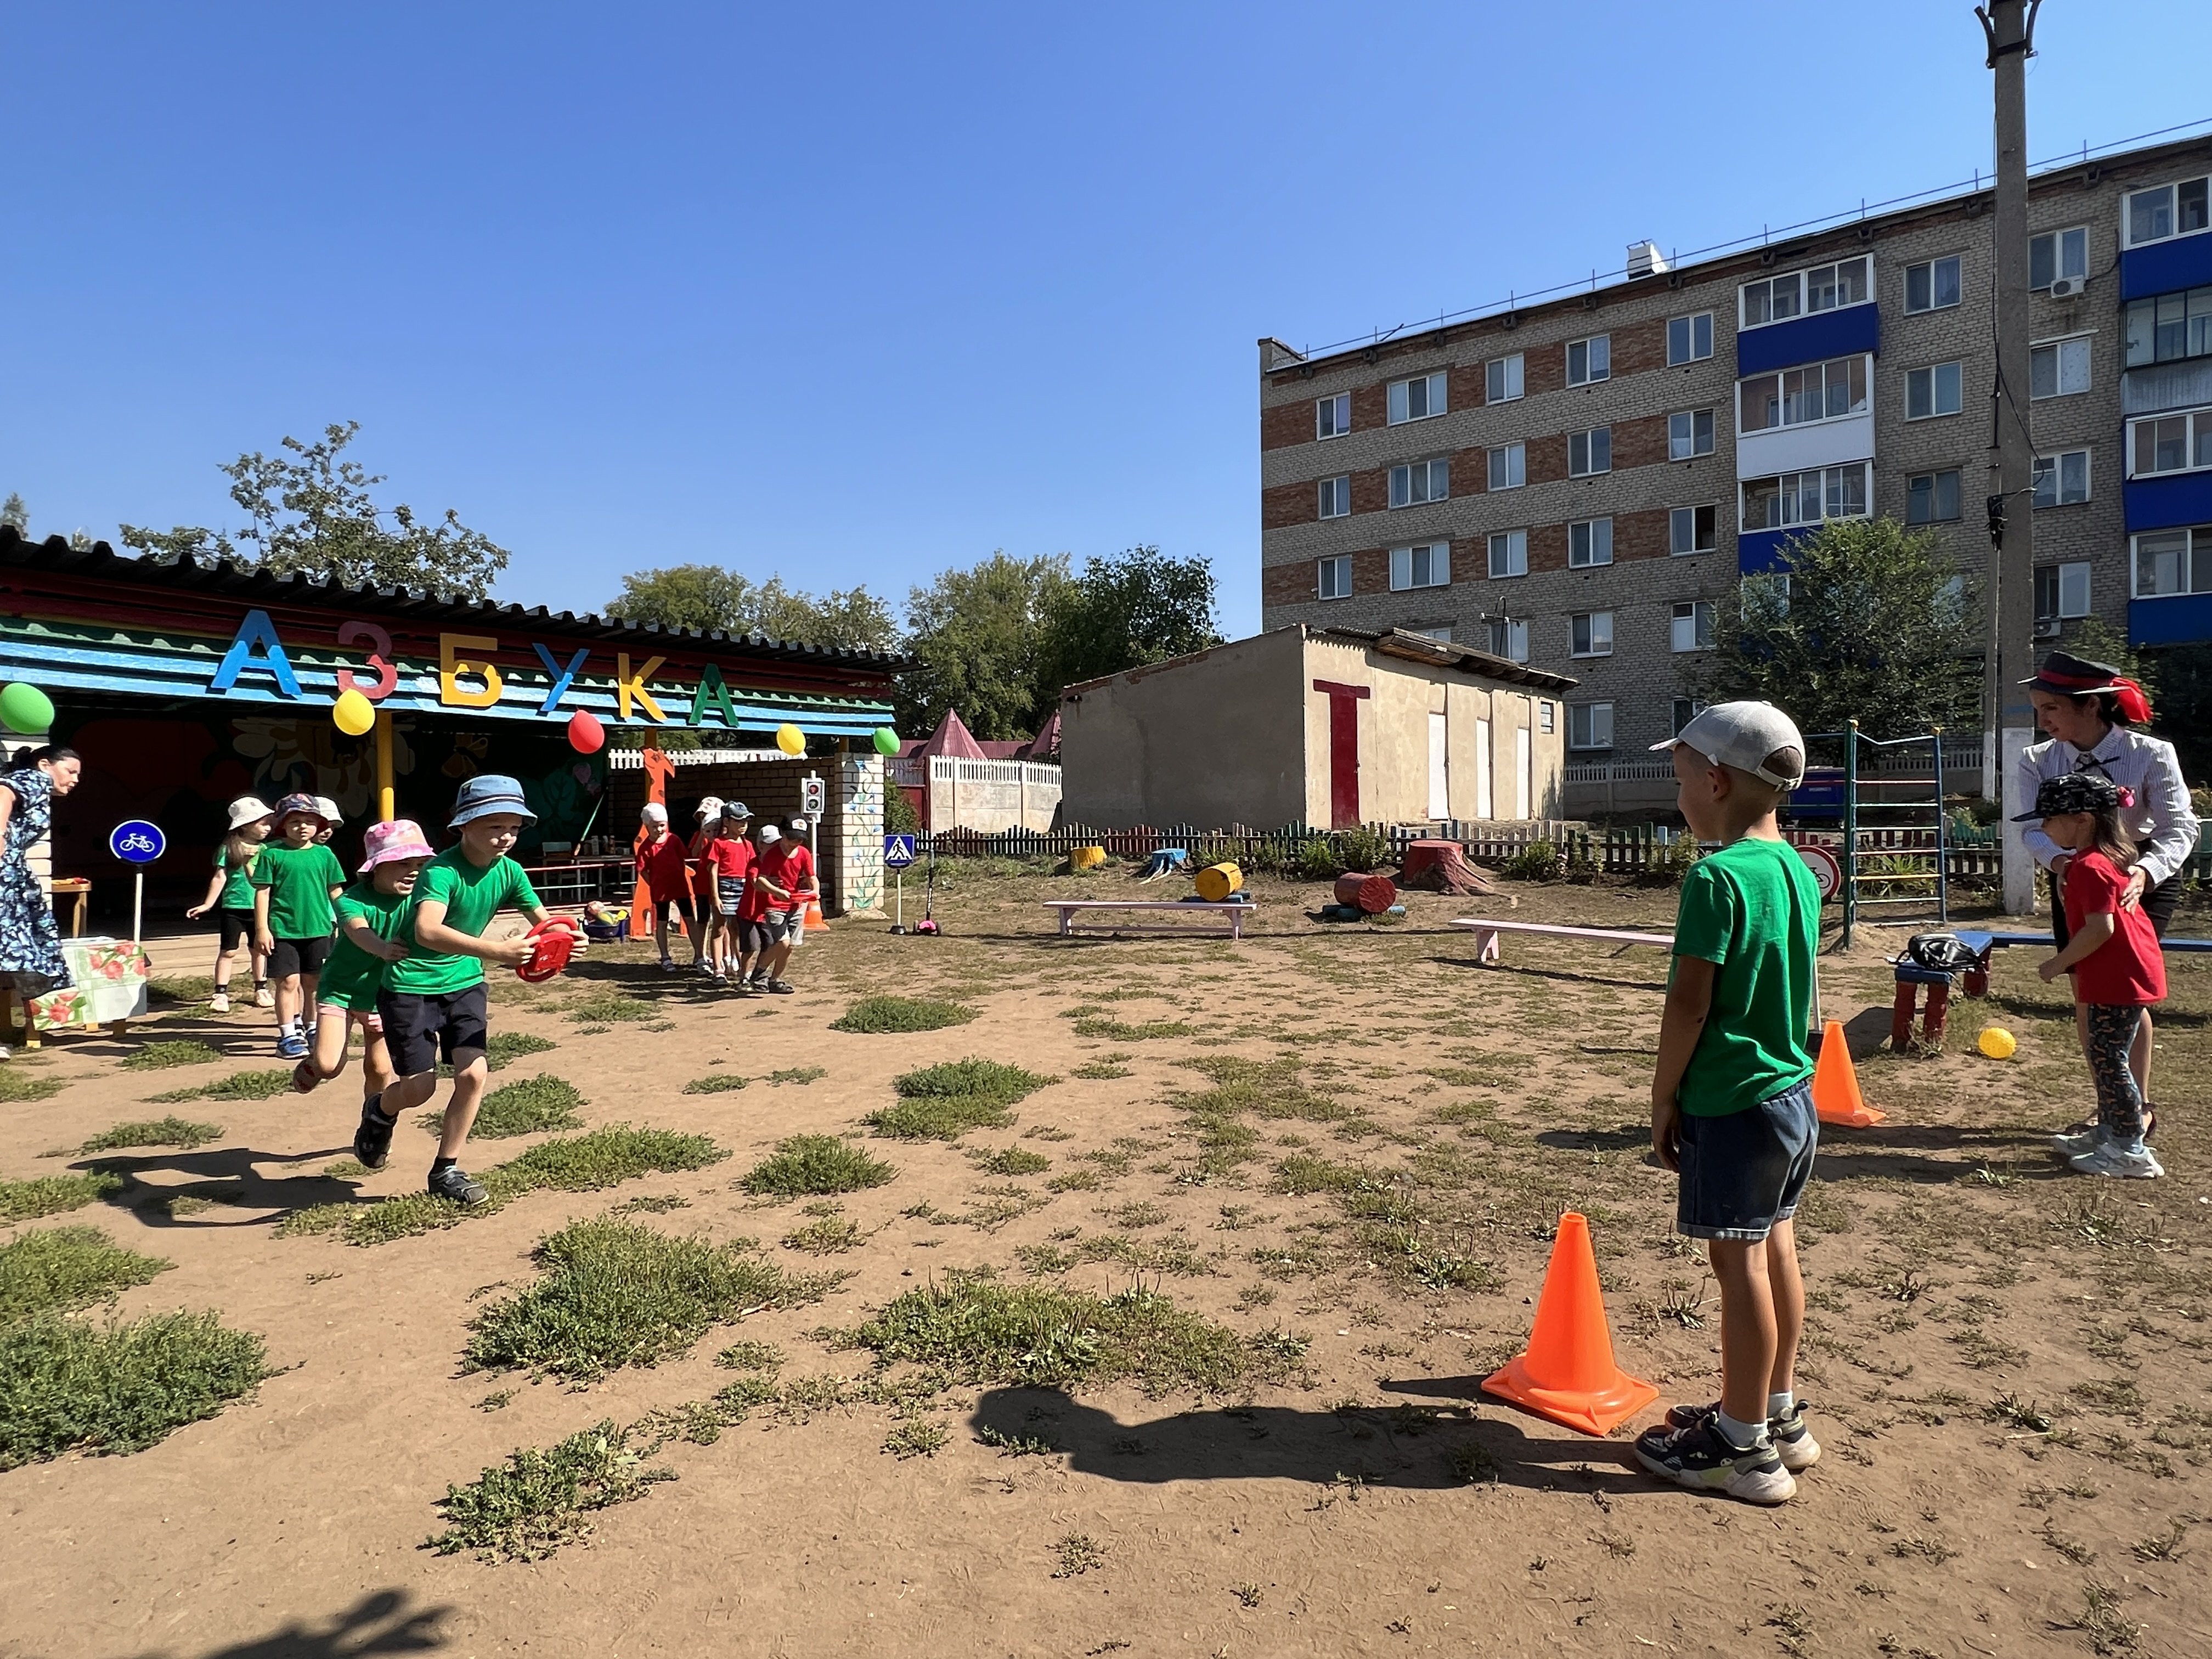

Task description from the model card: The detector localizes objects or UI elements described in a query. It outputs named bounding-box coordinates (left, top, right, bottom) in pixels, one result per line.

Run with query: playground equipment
left=1450, top=917, right=1674, bottom=964
left=1194, top=861, right=1245, bottom=902
left=1042, top=899, right=1257, bottom=940
left=1795, top=723, right=1952, bottom=946
left=1810, top=1019, right=1883, bottom=1127
left=1481, top=1212, right=1657, bottom=1436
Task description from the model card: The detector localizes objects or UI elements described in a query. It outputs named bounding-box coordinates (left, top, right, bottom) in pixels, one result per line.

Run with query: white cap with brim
left=757, top=824, right=781, bottom=844
left=1649, top=701, right=1807, bottom=788
left=696, top=797, right=723, bottom=817
left=642, top=803, right=669, bottom=824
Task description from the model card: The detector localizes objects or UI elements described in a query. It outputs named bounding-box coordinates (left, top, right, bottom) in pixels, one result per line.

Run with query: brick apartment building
left=1257, top=132, right=2212, bottom=789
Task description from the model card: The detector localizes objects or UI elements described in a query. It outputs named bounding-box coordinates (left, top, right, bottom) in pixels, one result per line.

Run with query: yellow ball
left=1977, top=1026, right=2017, bottom=1060
left=331, top=688, right=377, bottom=737
left=775, top=723, right=805, bottom=757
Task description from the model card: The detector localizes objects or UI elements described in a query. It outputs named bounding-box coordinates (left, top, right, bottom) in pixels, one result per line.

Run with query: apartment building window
left=2028, top=227, right=2089, bottom=292
left=1570, top=611, right=1613, bottom=658
left=1487, top=529, right=1528, bottom=578
left=1317, top=555, right=1353, bottom=600
left=1742, top=463, right=1870, bottom=529
left=1316, top=393, right=1351, bottom=439
left=1669, top=409, right=1716, bottom=460
left=2124, top=177, right=2210, bottom=249
left=2034, top=450, right=2091, bottom=506
left=1906, top=362, right=1964, bottom=420
left=1568, top=517, right=1614, bottom=568
left=1317, top=476, right=1351, bottom=520
left=1671, top=600, right=1715, bottom=653
left=1568, top=702, right=1614, bottom=750
left=1568, top=426, right=1611, bottom=476
left=1388, top=371, right=1447, bottom=424
left=1671, top=697, right=1707, bottom=736
left=1905, top=256, right=1962, bottom=313
left=1667, top=312, right=1714, bottom=365
left=1487, top=443, right=1525, bottom=489
left=2036, top=561, right=2092, bottom=622
left=1738, top=355, right=1869, bottom=431
left=2129, top=409, right=2212, bottom=476
left=1389, top=540, right=1451, bottom=590
left=1742, top=572, right=1792, bottom=618
left=1410, top=627, right=1453, bottom=642
left=1906, top=470, right=1961, bottom=525
left=1740, top=255, right=1871, bottom=327
left=2134, top=526, right=2212, bottom=597
left=1486, top=353, right=1524, bottom=403
left=1670, top=504, right=1717, bottom=554
left=2030, top=336, right=2091, bottom=399
left=1486, top=617, right=1529, bottom=663
left=1389, top=457, right=1450, bottom=508
left=2123, top=285, right=2212, bottom=366
left=1566, top=335, right=1611, bottom=386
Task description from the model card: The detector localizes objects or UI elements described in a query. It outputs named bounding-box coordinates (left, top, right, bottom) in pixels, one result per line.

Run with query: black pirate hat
left=2021, top=651, right=2153, bottom=723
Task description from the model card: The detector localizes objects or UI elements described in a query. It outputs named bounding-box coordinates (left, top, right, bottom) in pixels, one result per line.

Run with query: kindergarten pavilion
left=0, top=528, right=901, bottom=921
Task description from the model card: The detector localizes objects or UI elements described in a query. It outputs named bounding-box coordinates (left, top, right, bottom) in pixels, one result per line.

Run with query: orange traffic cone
left=1812, top=1018, right=1884, bottom=1127
left=1481, top=1212, right=1658, bottom=1436
left=803, top=895, right=830, bottom=934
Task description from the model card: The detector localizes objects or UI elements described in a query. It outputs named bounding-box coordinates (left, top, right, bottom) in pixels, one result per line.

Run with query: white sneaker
left=210, top=990, right=232, bottom=1014
left=253, top=985, right=275, bottom=1009
left=2051, top=1126, right=2102, bottom=1158
left=2068, top=1141, right=2163, bottom=1180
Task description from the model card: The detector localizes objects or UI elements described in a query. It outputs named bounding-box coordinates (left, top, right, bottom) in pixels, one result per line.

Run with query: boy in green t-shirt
left=251, top=794, right=347, bottom=1061
left=292, top=819, right=433, bottom=1105
left=1637, top=702, right=1821, bottom=1506
left=354, top=776, right=582, bottom=1206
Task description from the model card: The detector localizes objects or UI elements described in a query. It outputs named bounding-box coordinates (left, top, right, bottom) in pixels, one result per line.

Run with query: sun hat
left=2013, top=771, right=2129, bottom=821
left=313, top=795, right=342, bottom=825
left=226, top=795, right=275, bottom=831
left=358, top=817, right=435, bottom=873
left=449, top=773, right=537, bottom=828
left=695, top=796, right=723, bottom=818
left=757, top=823, right=781, bottom=845
left=2021, top=650, right=2154, bottom=723
left=1650, top=701, right=1807, bottom=788
left=721, top=799, right=752, bottom=821
left=272, top=791, right=326, bottom=826
left=641, top=802, right=669, bottom=825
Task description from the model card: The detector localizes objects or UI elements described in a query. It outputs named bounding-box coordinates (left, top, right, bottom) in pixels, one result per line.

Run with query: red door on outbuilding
left=1313, top=679, right=1369, bottom=828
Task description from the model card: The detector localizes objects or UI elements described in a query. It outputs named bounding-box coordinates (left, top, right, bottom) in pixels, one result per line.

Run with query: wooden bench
left=1451, top=917, right=1674, bottom=963
left=1966, top=929, right=2212, bottom=955
left=1043, top=900, right=1256, bottom=940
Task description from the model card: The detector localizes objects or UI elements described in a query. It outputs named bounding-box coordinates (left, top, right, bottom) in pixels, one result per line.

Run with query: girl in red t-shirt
left=2022, top=772, right=2167, bottom=1179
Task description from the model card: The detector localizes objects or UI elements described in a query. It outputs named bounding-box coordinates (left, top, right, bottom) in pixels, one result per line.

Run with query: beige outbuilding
left=1058, top=625, right=1575, bottom=830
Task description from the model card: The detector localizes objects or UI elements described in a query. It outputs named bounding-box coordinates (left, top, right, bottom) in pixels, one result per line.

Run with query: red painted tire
left=516, top=917, right=580, bottom=983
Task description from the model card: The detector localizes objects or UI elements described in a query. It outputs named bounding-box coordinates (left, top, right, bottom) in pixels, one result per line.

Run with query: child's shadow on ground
left=70, top=1144, right=361, bottom=1229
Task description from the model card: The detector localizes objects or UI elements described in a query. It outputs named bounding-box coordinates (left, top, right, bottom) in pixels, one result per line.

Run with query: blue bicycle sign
left=882, top=834, right=917, bottom=870
left=109, top=820, right=166, bottom=864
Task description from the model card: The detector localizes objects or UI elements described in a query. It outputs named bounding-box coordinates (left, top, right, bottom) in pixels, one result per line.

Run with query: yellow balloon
left=332, top=688, right=377, bottom=737
left=1977, top=1026, right=2017, bottom=1060
left=775, top=723, right=805, bottom=757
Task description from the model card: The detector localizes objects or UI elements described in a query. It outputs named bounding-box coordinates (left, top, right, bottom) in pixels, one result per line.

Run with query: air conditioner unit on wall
left=2049, top=275, right=2084, bottom=298
left=2035, top=617, right=2063, bottom=638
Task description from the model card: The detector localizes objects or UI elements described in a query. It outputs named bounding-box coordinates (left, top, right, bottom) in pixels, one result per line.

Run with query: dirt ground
left=2, top=863, right=2207, bottom=1659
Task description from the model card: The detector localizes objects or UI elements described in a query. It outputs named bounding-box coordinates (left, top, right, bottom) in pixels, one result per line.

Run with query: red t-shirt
left=756, top=842, right=817, bottom=914
left=709, top=837, right=754, bottom=882
left=636, top=832, right=692, bottom=899
left=2064, top=850, right=2166, bottom=1006
left=689, top=828, right=719, bottom=888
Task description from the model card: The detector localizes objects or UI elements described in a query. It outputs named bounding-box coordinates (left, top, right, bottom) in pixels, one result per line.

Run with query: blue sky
left=4, top=2, right=2206, bottom=638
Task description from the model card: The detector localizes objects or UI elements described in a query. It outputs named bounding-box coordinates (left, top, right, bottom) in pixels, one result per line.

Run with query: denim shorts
left=1675, top=1079, right=1818, bottom=1242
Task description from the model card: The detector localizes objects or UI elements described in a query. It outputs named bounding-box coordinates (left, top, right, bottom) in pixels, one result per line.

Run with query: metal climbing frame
left=1837, top=721, right=1949, bottom=946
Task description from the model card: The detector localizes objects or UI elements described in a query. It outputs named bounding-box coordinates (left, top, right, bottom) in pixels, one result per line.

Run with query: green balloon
left=872, top=726, right=899, bottom=757
left=0, top=682, right=54, bottom=735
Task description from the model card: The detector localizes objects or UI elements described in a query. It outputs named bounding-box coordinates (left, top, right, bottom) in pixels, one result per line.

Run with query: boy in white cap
left=635, top=801, right=695, bottom=970
left=1635, top=701, right=1822, bottom=1506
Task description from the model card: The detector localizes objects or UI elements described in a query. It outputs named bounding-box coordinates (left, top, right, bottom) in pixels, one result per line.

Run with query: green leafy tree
left=2070, top=616, right=2212, bottom=787
left=0, top=493, right=25, bottom=533
left=1691, top=517, right=1980, bottom=741
left=1042, top=544, right=1222, bottom=695
left=898, top=552, right=1074, bottom=741
left=606, top=565, right=898, bottom=652
left=117, top=421, right=509, bottom=600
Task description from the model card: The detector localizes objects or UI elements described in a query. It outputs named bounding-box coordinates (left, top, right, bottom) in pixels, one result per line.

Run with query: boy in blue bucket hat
left=354, top=774, right=584, bottom=1205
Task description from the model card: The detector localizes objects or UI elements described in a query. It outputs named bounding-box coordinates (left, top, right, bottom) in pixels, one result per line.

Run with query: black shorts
left=269, top=935, right=332, bottom=979
left=735, top=918, right=767, bottom=955
left=216, top=907, right=256, bottom=951
left=378, top=984, right=491, bottom=1078
left=2051, top=870, right=2180, bottom=948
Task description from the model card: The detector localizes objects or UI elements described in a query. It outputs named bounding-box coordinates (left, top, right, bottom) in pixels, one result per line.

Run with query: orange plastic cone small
left=1812, top=1018, right=1884, bottom=1127
left=1481, top=1212, right=1658, bottom=1436
left=803, top=896, right=830, bottom=933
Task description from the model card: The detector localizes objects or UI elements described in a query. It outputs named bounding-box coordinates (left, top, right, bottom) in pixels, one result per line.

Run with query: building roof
left=0, top=529, right=910, bottom=673
left=912, top=707, right=989, bottom=759
left=1319, top=627, right=1579, bottom=693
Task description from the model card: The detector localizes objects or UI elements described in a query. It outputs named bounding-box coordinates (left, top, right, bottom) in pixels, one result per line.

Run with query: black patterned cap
left=2013, top=771, right=2125, bottom=821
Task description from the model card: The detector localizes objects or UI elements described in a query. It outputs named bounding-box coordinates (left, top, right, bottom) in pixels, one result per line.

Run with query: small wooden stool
left=1891, top=963, right=1955, bottom=1052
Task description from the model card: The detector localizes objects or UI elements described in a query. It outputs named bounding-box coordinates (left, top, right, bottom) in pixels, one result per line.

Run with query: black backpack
left=1905, top=932, right=1980, bottom=973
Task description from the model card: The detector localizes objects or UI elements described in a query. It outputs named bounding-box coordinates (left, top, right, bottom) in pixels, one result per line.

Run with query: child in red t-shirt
left=749, top=820, right=819, bottom=995
left=635, top=803, right=696, bottom=971
left=687, top=799, right=724, bottom=978
left=707, top=800, right=756, bottom=988
left=2022, top=772, right=2168, bottom=1180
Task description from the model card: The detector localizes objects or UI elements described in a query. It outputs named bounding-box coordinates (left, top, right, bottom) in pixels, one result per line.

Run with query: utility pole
left=1979, top=0, right=2041, bottom=916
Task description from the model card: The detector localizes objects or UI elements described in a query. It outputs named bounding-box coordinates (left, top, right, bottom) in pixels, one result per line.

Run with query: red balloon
left=567, top=710, right=606, bottom=754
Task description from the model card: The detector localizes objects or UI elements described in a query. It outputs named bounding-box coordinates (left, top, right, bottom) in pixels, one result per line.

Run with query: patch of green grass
left=741, top=1135, right=897, bottom=1198
left=151, top=1070, right=295, bottom=1104
left=715, top=1340, right=783, bottom=1372
left=323, top=1159, right=368, bottom=1180
left=683, top=1073, right=750, bottom=1094
left=486, top=1031, right=558, bottom=1070
left=866, top=1058, right=1057, bottom=1142
left=766, top=1066, right=827, bottom=1086
left=0, top=1226, right=171, bottom=1320
left=120, top=1041, right=224, bottom=1071
left=422, top=1076, right=586, bottom=1140
left=1, top=1171, right=126, bottom=1223
left=970, top=1147, right=1051, bottom=1176
left=0, top=1310, right=268, bottom=1469
left=73, top=1115, right=227, bottom=1152
left=149, top=974, right=217, bottom=1005
left=830, top=996, right=978, bottom=1034
left=1052, top=1533, right=1105, bottom=1578
left=883, top=1415, right=950, bottom=1459
left=462, top=1216, right=845, bottom=1382
left=853, top=1278, right=1308, bottom=1398
left=423, top=1419, right=674, bottom=1562
left=1073, top=1059, right=1133, bottom=1080
left=566, top=990, right=656, bottom=1024
left=1070, top=1017, right=1194, bottom=1041
left=0, top=1068, right=65, bottom=1104
left=781, top=1212, right=865, bottom=1255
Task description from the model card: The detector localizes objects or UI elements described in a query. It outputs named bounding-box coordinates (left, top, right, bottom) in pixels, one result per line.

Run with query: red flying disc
left=516, top=918, right=581, bottom=983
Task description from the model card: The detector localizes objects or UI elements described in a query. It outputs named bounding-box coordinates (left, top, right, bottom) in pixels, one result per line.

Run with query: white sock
left=1768, top=1391, right=1796, bottom=1420
left=1715, top=1409, right=1769, bottom=1451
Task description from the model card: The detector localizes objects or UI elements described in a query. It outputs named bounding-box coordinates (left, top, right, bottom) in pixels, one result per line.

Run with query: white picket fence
left=890, top=755, right=1063, bottom=833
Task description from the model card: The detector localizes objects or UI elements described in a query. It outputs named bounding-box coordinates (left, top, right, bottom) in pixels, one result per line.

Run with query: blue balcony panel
left=2123, top=471, right=2212, bottom=534
left=2129, top=594, right=2212, bottom=647
left=2119, top=235, right=2212, bottom=303
left=1735, top=304, right=1881, bottom=376
left=1737, top=528, right=1801, bottom=575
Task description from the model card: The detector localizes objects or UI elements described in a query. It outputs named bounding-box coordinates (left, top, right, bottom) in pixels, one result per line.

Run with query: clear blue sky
left=4, top=2, right=2205, bottom=637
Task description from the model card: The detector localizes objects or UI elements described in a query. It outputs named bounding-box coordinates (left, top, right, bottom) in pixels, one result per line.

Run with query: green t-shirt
left=317, top=882, right=415, bottom=1012
left=1670, top=837, right=1819, bottom=1118
left=250, top=842, right=346, bottom=939
left=384, top=847, right=541, bottom=996
left=216, top=844, right=258, bottom=911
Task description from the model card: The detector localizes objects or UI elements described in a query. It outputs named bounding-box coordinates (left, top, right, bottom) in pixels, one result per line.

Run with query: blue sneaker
left=277, top=1032, right=308, bottom=1059
left=1635, top=1417, right=1796, bottom=1504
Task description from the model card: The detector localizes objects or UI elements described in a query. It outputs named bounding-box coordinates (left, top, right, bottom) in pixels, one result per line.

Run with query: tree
left=2071, top=616, right=2212, bottom=788
left=117, top=421, right=510, bottom=600
left=1690, top=518, right=1980, bottom=742
left=606, top=565, right=898, bottom=653
left=0, top=493, right=25, bottom=533
left=1041, top=544, right=1222, bottom=695
left=898, top=552, right=1074, bottom=741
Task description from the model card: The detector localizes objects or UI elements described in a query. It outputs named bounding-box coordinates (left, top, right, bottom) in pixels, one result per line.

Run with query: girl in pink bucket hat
left=291, top=819, right=433, bottom=1102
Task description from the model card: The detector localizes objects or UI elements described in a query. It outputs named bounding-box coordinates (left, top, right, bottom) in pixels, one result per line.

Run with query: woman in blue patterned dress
left=0, top=747, right=83, bottom=1031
